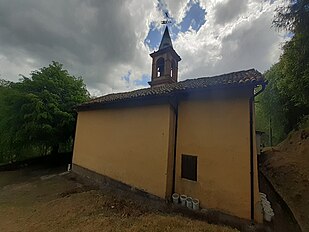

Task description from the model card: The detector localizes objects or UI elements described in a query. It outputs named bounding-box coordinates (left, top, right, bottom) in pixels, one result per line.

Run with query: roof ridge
left=89, top=86, right=152, bottom=102
left=179, top=68, right=256, bottom=83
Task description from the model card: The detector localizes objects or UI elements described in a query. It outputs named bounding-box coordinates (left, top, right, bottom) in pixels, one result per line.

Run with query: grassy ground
left=0, top=167, right=238, bottom=232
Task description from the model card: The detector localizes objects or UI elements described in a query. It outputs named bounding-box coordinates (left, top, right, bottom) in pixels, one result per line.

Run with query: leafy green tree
left=0, top=62, right=89, bottom=163
left=257, top=0, right=309, bottom=145
left=278, top=32, right=309, bottom=121
left=274, top=0, right=309, bottom=33
left=0, top=80, right=16, bottom=162
left=256, top=64, right=288, bottom=144
left=273, top=0, right=309, bottom=128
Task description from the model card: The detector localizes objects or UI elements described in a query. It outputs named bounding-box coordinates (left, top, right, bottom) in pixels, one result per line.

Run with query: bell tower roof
left=159, top=26, right=173, bottom=50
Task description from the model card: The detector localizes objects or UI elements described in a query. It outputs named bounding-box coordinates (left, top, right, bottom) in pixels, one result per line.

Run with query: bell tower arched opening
left=170, top=60, right=176, bottom=79
left=156, top=57, right=165, bottom=77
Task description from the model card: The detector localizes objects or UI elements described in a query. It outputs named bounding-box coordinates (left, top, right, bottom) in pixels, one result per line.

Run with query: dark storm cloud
left=215, top=0, right=248, bottom=25
left=0, top=0, right=143, bottom=92
left=0, top=0, right=285, bottom=95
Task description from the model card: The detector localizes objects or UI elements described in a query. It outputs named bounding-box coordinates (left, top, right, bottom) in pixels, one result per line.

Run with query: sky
left=0, top=0, right=288, bottom=96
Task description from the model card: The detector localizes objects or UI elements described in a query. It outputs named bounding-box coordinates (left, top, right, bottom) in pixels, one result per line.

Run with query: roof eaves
left=76, top=69, right=265, bottom=111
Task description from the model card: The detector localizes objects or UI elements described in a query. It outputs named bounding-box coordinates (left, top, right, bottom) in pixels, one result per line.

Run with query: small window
left=181, top=154, right=197, bottom=181
left=156, top=57, right=165, bottom=77
left=170, top=60, right=176, bottom=77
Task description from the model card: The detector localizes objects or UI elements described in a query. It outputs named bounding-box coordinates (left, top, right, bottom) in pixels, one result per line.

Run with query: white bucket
left=262, top=200, right=271, bottom=208
left=260, top=195, right=267, bottom=201
left=263, top=203, right=272, bottom=211
left=172, top=193, right=179, bottom=204
left=67, top=164, right=72, bottom=171
left=192, top=198, right=200, bottom=210
left=186, top=197, right=193, bottom=209
left=180, top=195, right=187, bottom=206
left=264, top=209, right=275, bottom=222
left=259, top=192, right=266, bottom=198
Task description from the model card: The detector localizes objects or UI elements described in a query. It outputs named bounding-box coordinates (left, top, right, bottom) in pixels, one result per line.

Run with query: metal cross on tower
left=161, top=12, right=172, bottom=25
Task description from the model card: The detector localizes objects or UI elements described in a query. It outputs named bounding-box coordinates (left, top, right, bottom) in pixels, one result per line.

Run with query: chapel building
left=72, top=26, right=265, bottom=222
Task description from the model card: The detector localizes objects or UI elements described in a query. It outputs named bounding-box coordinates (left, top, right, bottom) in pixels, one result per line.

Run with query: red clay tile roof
left=79, top=69, right=265, bottom=109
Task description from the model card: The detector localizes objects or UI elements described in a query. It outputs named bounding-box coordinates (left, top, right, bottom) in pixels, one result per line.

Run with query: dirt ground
left=260, top=128, right=309, bottom=232
left=0, top=166, right=238, bottom=232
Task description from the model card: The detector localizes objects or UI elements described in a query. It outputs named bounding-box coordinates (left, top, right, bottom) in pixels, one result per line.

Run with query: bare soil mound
left=261, top=128, right=309, bottom=232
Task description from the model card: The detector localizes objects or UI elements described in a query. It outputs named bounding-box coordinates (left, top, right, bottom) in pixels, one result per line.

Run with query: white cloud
left=0, top=0, right=287, bottom=97
left=174, top=0, right=287, bottom=79
left=215, top=0, right=248, bottom=25
left=165, top=0, right=190, bottom=23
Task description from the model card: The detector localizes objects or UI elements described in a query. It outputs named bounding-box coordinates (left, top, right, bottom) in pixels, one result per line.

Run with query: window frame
left=181, top=154, right=197, bottom=181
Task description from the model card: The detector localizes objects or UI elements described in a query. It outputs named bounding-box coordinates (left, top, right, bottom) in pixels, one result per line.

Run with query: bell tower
left=149, top=27, right=181, bottom=87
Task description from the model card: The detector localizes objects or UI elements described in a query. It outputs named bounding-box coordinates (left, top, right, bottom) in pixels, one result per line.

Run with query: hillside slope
left=260, top=129, right=309, bottom=232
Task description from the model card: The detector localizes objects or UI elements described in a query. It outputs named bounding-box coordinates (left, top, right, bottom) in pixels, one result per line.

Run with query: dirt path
left=259, top=172, right=301, bottom=232
left=0, top=167, right=238, bottom=232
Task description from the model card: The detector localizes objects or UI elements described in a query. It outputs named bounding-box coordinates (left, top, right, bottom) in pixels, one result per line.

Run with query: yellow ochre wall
left=175, top=88, right=262, bottom=221
left=73, top=104, right=175, bottom=199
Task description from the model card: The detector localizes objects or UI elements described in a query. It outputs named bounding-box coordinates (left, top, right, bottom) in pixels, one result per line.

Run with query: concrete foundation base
left=72, top=163, right=162, bottom=201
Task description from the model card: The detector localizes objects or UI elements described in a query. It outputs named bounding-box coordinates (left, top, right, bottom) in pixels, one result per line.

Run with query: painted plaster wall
left=175, top=89, right=262, bottom=221
left=73, top=104, right=174, bottom=198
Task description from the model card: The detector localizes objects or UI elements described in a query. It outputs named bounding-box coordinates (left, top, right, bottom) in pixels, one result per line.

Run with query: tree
left=256, top=1, right=309, bottom=145
left=256, top=64, right=288, bottom=145
left=274, top=0, right=309, bottom=33
left=278, top=32, right=309, bottom=116
left=274, top=0, right=309, bottom=127
left=0, top=62, right=89, bottom=162
left=0, top=80, right=21, bottom=162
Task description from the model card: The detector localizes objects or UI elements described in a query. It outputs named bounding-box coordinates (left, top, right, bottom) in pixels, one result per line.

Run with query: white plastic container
left=260, top=195, right=267, bottom=201
left=186, top=197, right=193, bottom=209
left=172, top=193, right=179, bottom=204
left=180, top=195, right=187, bottom=206
left=262, top=200, right=271, bottom=208
left=259, top=192, right=266, bottom=198
left=192, top=198, right=200, bottom=210
left=264, top=208, right=275, bottom=222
